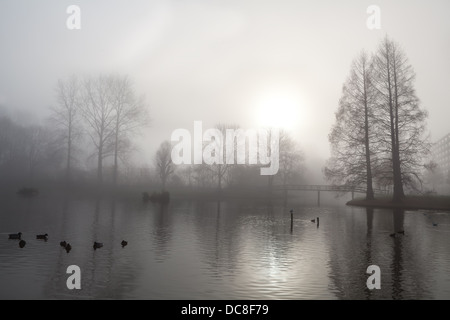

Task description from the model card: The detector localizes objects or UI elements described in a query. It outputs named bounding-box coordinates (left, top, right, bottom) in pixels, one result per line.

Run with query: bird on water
left=9, top=232, right=22, bottom=240
left=36, top=233, right=48, bottom=240
left=93, top=242, right=103, bottom=250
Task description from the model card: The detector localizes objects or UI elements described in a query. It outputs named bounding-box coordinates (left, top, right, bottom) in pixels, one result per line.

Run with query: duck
left=9, top=232, right=22, bottom=240
left=397, top=230, right=405, bottom=235
left=389, top=233, right=396, bottom=237
left=310, top=219, right=316, bottom=223
left=60, top=241, right=67, bottom=248
left=121, top=240, right=128, bottom=248
left=19, top=240, right=26, bottom=248
left=93, top=242, right=103, bottom=250
left=65, top=243, right=72, bottom=253
left=36, top=233, right=48, bottom=240
left=433, top=223, right=438, bottom=227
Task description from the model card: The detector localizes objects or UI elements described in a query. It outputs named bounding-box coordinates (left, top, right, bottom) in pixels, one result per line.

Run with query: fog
left=1, top=0, right=449, bottom=184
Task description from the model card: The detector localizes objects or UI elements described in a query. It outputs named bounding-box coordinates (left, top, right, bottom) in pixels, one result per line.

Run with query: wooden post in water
left=290, top=209, right=293, bottom=233
left=317, top=217, right=320, bottom=228
left=317, top=190, right=321, bottom=207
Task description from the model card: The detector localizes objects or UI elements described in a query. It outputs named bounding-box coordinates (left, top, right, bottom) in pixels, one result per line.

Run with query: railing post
left=317, top=190, right=320, bottom=207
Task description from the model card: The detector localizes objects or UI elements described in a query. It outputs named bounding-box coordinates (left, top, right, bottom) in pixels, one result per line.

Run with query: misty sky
left=1, top=0, right=449, bottom=180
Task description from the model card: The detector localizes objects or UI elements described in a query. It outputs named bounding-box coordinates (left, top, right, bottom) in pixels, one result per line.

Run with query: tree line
left=325, top=36, right=431, bottom=202
left=1, top=74, right=306, bottom=194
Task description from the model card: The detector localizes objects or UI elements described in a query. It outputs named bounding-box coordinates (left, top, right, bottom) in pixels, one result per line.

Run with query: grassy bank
left=347, top=195, right=450, bottom=211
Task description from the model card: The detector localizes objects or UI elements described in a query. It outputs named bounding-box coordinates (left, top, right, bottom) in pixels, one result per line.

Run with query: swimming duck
left=121, top=240, right=128, bottom=248
left=93, top=242, right=103, bottom=250
left=65, top=243, right=72, bottom=253
left=60, top=241, right=67, bottom=248
left=397, top=230, right=405, bottom=235
left=36, top=233, right=48, bottom=240
left=389, top=233, right=396, bottom=237
left=9, top=232, right=22, bottom=240
left=19, top=240, right=26, bottom=248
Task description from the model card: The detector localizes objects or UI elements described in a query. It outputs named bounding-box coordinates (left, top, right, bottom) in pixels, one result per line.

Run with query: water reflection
left=391, top=208, right=404, bottom=300
left=364, top=208, right=374, bottom=300
left=152, top=203, right=172, bottom=262
left=1, top=196, right=450, bottom=299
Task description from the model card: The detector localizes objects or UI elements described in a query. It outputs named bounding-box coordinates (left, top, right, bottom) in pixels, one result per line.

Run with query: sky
left=1, top=0, right=449, bottom=181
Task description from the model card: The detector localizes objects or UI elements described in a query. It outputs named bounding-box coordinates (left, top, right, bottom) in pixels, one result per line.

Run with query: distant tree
left=155, top=141, right=174, bottom=191
left=325, top=51, right=378, bottom=200
left=110, top=76, right=149, bottom=186
left=278, top=131, right=304, bottom=186
left=50, top=76, right=82, bottom=183
left=207, top=123, right=239, bottom=191
left=23, top=125, right=61, bottom=182
left=372, top=36, right=429, bottom=200
left=80, top=75, right=116, bottom=184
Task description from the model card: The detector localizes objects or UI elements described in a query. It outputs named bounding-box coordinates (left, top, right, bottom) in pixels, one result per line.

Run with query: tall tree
left=155, top=140, right=174, bottom=191
left=207, top=123, right=239, bottom=191
left=278, top=131, right=304, bottom=187
left=80, top=75, right=116, bottom=184
left=372, top=36, right=429, bottom=200
left=110, top=76, right=148, bottom=186
left=51, top=76, right=81, bottom=183
left=325, top=51, right=378, bottom=200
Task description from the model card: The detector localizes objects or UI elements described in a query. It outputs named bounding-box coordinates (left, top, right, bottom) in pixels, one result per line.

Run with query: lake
left=1, top=194, right=449, bottom=299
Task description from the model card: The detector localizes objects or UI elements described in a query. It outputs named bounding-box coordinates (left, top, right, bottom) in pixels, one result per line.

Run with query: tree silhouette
left=325, top=51, right=378, bottom=200
left=372, top=36, right=429, bottom=200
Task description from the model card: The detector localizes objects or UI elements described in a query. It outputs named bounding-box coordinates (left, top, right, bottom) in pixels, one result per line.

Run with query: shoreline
left=347, top=196, right=450, bottom=211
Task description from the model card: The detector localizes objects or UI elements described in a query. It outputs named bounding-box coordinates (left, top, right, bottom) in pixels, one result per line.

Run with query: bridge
left=273, top=184, right=389, bottom=206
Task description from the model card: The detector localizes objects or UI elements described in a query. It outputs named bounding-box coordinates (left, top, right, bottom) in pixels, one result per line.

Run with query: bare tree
left=24, top=125, right=60, bottom=182
left=278, top=131, right=304, bottom=186
left=325, top=51, right=378, bottom=200
left=50, top=76, right=82, bottom=183
left=80, top=75, right=116, bottom=184
left=155, top=140, right=174, bottom=191
left=110, top=76, right=149, bottom=186
left=206, top=123, right=239, bottom=191
left=372, top=36, right=429, bottom=200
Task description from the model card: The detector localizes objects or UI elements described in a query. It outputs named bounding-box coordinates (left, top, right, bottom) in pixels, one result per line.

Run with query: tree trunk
left=113, top=122, right=119, bottom=187
left=385, top=47, right=403, bottom=203
left=363, top=65, right=374, bottom=200
left=66, top=121, right=72, bottom=184
left=392, top=58, right=405, bottom=202
left=97, top=142, right=103, bottom=184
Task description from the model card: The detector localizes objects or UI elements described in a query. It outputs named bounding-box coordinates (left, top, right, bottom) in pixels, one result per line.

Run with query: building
left=431, top=133, right=450, bottom=178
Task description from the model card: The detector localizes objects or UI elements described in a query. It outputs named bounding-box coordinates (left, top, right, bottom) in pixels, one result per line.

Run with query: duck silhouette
left=310, top=219, right=316, bottom=223
left=19, top=240, right=26, bottom=248
left=121, top=240, right=128, bottom=248
left=93, top=242, right=103, bottom=250
left=60, top=241, right=67, bottom=248
left=65, top=243, right=72, bottom=253
left=397, top=230, right=405, bottom=235
left=36, top=233, right=48, bottom=240
left=389, top=233, right=396, bottom=237
left=9, top=232, right=22, bottom=240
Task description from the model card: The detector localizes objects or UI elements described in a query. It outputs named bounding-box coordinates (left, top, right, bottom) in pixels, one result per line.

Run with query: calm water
left=1, top=194, right=450, bottom=300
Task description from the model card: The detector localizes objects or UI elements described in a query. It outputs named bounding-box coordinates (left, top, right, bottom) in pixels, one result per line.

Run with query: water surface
left=1, top=195, right=449, bottom=299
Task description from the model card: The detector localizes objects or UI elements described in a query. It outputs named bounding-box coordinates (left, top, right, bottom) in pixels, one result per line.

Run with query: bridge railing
left=273, top=184, right=389, bottom=194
